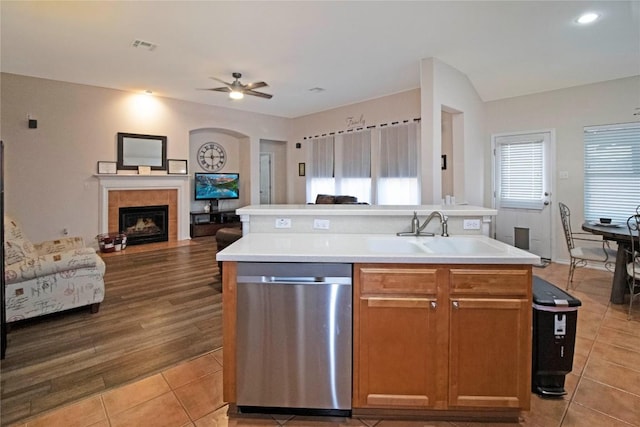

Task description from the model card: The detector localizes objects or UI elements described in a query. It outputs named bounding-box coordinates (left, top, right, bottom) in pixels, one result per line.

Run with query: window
left=495, top=136, right=545, bottom=210
left=307, top=122, right=420, bottom=205
left=584, top=122, right=640, bottom=223
left=308, top=132, right=372, bottom=203
left=377, top=122, right=419, bottom=205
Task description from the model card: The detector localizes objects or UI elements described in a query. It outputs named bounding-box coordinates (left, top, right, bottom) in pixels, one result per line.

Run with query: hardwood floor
left=0, top=237, right=222, bottom=426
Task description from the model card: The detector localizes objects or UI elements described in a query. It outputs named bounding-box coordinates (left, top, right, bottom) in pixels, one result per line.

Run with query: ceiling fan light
left=229, top=90, right=244, bottom=100
left=576, top=12, right=599, bottom=24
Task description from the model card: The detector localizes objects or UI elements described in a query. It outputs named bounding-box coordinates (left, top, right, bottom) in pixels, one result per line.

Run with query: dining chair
left=625, top=214, right=640, bottom=320
left=558, top=202, right=617, bottom=289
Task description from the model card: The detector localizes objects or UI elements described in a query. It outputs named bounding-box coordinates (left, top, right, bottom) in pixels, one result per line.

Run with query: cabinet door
left=354, top=264, right=442, bottom=409
left=355, top=295, right=439, bottom=409
left=448, top=297, right=530, bottom=409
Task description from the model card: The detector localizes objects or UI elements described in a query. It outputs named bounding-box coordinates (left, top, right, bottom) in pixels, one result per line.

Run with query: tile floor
left=7, top=263, right=640, bottom=427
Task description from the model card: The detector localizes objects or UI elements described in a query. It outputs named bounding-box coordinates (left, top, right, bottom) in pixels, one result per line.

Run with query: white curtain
left=309, top=136, right=336, bottom=201
left=339, top=130, right=371, bottom=203
left=311, top=136, right=334, bottom=178
left=377, top=122, right=419, bottom=205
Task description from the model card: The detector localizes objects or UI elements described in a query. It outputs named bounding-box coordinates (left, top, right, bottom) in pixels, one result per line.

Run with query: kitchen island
left=217, top=231, right=539, bottom=423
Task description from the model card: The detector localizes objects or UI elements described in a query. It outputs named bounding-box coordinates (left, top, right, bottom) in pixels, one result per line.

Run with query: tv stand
left=190, top=209, right=240, bottom=238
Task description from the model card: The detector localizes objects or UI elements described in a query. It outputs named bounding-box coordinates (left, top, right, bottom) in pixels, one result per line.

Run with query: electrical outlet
left=463, top=219, right=481, bottom=230
left=559, top=171, right=569, bottom=179
left=275, top=218, right=291, bottom=228
left=313, top=219, right=330, bottom=230
left=63, top=228, right=69, bottom=236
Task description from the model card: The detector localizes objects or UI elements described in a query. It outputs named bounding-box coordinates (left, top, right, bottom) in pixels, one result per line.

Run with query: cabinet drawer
left=357, top=265, right=438, bottom=295
left=450, top=268, right=530, bottom=297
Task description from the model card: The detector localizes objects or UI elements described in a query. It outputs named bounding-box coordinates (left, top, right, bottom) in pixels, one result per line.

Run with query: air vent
left=308, top=87, right=325, bottom=93
left=131, top=39, right=157, bottom=51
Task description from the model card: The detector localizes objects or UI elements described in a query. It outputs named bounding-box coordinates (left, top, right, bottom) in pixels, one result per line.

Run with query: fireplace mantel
left=96, top=174, right=190, bottom=241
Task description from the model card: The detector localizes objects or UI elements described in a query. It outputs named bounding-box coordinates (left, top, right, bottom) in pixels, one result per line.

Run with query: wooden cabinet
left=354, top=265, right=443, bottom=409
left=353, top=264, right=532, bottom=416
left=448, top=268, right=531, bottom=409
left=190, top=210, right=240, bottom=237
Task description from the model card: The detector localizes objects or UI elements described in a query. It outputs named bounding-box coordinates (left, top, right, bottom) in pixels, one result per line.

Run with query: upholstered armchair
left=3, top=216, right=105, bottom=323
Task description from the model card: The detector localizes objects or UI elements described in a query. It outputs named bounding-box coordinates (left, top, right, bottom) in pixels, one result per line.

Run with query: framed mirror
left=117, top=132, right=167, bottom=171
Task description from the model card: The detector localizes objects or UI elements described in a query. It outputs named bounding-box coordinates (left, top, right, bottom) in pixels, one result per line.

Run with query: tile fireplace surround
left=97, top=175, right=191, bottom=241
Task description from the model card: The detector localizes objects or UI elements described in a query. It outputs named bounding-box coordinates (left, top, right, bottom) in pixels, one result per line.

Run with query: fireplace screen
left=119, top=205, right=169, bottom=245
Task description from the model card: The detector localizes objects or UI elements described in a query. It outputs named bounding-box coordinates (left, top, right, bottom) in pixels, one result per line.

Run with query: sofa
left=313, top=194, right=364, bottom=204
left=3, top=216, right=105, bottom=323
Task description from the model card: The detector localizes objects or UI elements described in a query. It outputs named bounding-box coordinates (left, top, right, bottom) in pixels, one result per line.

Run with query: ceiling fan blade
left=198, top=87, right=231, bottom=93
left=245, top=81, right=268, bottom=90
left=209, top=77, right=232, bottom=87
left=244, top=89, right=273, bottom=99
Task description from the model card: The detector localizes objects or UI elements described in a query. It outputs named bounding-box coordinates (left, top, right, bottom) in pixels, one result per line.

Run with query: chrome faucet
left=397, top=211, right=449, bottom=237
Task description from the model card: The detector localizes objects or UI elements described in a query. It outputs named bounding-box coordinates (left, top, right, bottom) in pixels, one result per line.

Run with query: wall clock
left=197, top=142, right=226, bottom=171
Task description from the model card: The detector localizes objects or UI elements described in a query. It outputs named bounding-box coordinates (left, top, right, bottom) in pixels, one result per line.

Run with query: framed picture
left=137, top=165, right=151, bottom=175
left=97, top=161, right=117, bottom=174
left=168, top=159, right=188, bottom=174
left=298, top=162, right=306, bottom=177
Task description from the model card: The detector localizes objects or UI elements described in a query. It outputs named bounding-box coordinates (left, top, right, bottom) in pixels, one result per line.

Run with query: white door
left=492, top=130, right=553, bottom=260
left=259, top=152, right=272, bottom=204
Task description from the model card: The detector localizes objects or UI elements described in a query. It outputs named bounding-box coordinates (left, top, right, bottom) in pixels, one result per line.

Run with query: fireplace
left=119, top=205, right=169, bottom=246
left=97, top=175, right=189, bottom=241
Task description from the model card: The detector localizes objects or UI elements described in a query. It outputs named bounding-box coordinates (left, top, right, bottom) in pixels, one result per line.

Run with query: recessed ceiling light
left=576, top=12, right=599, bottom=24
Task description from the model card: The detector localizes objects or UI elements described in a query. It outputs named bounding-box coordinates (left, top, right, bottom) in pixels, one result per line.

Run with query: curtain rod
left=303, top=117, right=421, bottom=140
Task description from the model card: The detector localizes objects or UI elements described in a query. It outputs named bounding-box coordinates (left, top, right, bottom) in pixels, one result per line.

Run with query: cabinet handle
left=452, top=301, right=459, bottom=309
left=430, top=301, right=437, bottom=309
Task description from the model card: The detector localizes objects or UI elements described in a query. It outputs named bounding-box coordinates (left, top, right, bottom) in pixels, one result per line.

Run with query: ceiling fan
left=200, top=72, right=272, bottom=100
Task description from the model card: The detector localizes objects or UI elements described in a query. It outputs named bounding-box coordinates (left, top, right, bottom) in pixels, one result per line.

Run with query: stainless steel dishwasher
left=236, top=262, right=352, bottom=416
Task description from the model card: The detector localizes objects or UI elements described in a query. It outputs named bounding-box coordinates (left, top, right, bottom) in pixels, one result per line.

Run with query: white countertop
left=216, top=233, right=540, bottom=264
left=236, top=204, right=497, bottom=217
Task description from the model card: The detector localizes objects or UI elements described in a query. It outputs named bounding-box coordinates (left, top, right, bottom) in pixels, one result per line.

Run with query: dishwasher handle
left=237, top=275, right=351, bottom=286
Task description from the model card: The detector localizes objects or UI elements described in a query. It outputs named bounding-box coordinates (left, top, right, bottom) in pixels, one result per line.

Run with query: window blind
left=497, top=139, right=544, bottom=209
left=584, top=122, right=640, bottom=224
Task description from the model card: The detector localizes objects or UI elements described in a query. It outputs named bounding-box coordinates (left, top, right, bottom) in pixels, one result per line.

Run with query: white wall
left=485, top=75, right=640, bottom=262
left=420, top=58, right=485, bottom=205
left=0, top=73, right=289, bottom=244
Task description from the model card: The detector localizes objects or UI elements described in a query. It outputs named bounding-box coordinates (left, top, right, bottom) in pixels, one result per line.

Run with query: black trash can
left=532, top=276, right=581, bottom=398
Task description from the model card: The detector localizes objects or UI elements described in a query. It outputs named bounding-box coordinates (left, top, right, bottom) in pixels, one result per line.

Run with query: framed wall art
left=117, top=132, right=167, bottom=171
left=167, top=159, right=188, bottom=174
left=97, top=161, right=117, bottom=174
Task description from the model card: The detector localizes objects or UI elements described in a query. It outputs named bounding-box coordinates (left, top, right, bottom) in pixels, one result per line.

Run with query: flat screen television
left=194, top=173, right=239, bottom=201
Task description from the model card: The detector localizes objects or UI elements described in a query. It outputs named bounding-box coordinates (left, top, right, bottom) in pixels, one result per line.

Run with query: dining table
left=582, top=221, right=639, bottom=304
